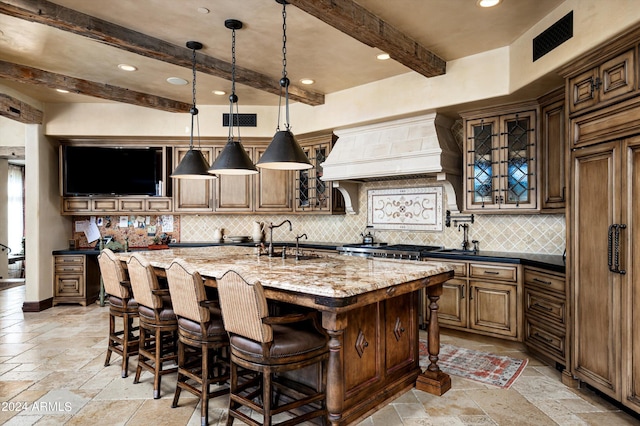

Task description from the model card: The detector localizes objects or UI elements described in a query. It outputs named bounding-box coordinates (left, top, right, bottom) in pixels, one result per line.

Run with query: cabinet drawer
left=525, top=317, right=565, bottom=362
left=92, top=199, right=118, bottom=211
left=63, top=198, right=91, bottom=212
left=444, top=261, right=467, bottom=277
left=55, top=255, right=84, bottom=266
left=524, top=268, right=565, bottom=294
left=146, top=198, right=172, bottom=211
left=55, top=274, right=84, bottom=297
left=119, top=198, right=145, bottom=211
left=55, top=264, right=84, bottom=273
left=525, top=288, right=566, bottom=326
left=469, top=263, right=517, bottom=282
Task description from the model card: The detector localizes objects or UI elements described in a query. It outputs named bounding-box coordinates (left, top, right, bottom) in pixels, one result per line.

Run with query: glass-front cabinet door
left=295, top=133, right=343, bottom=214
left=465, top=110, right=537, bottom=211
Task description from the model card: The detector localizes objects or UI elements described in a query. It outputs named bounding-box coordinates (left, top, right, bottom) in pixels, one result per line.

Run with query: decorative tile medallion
left=367, top=187, right=443, bottom=231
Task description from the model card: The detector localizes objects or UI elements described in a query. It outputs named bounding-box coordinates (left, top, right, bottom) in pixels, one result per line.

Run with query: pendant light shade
left=172, top=148, right=213, bottom=179
left=171, top=40, right=215, bottom=179
left=256, top=0, right=312, bottom=170
left=258, top=129, right=312, bottom=169
left=209, top=19, right=258, bottom=175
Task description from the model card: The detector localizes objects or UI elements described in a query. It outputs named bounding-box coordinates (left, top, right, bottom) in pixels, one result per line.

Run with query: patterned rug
left=419, top=340, right=528, bottom=389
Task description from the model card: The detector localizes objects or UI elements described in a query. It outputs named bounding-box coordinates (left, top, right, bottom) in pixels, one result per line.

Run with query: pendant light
left=256, top=0, right=312, bottom=170
left=208, top=19, right=258, bottom=175
left=171, top=41, right=215, bottom=179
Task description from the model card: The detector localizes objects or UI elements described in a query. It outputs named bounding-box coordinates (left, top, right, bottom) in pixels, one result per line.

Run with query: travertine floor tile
left=2, top=285, right=640, bottom=426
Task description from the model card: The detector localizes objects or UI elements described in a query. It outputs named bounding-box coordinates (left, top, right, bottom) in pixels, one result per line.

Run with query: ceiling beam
left=0, top=92, right=43, bottom=124
left=0, top=60, right=192, bottom=113
left=287, top=0, right=446, bottom=78
left=0, top=0, right=324, bottom=106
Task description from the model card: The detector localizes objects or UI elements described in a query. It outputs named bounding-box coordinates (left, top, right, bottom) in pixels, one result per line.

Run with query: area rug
left=419, top=340, right=528, bottom=389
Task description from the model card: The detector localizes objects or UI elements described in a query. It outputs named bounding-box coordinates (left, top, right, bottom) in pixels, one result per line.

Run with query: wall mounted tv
left=62, top=146, right=163, bottom=196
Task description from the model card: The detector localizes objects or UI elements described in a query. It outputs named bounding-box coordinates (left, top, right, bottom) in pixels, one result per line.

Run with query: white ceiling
left=0, top=0, right=565, bottom=109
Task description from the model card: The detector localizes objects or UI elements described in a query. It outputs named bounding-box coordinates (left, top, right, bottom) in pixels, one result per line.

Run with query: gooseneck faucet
left=267, top=220, right=292, bottom=257
left=295, top=233, right=308, bottom=260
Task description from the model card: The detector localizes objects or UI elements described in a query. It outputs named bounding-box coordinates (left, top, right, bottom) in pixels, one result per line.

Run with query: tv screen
left=63, top=146, right=162, bottom=196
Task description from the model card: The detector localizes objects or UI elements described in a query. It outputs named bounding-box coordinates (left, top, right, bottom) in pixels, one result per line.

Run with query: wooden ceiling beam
left=0, top=0, right=324, bottom=106
left=0, top=92, right=43, bottom=124
left=287, top=0, right=446, bottom=78
left=0, top=60, right=192, bottom=113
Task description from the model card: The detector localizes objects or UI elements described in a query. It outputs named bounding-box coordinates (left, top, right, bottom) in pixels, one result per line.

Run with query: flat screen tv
left=62, top=146, right=162, bottom=196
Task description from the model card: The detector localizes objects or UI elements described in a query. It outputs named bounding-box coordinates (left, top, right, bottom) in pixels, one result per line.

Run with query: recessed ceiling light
left=117, top=63, right=137, bottom=72
left=213, top=90, right=226, bottom=96
left=477, top=0, right=502, bottom=7
left=197, top=7, right=210, bottom=14
left=300, top=78, right=315, bottom=85
left=376, top=53, right=391, bottom=60
left=56, top=88, right=69, bottom=93
left=167, top=77, right=188, bottom=85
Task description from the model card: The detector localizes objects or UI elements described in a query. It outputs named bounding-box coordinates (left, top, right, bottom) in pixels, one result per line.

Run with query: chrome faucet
left=267, top=220, right=292, bottom=257
left=459, top=223, right=470, bottom=251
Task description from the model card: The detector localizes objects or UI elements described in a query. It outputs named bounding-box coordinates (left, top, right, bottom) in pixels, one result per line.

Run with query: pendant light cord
left=229, top=27, right=240, bottom=142
left=190, top=45, right=202, bottom=150
left=279, top=0, right=290, bottom=131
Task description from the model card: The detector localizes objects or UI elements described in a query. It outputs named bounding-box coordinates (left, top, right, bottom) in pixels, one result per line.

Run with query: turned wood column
left=322, top=312, right=347, bottom=425
left=416, top=283, right=451, bottom=395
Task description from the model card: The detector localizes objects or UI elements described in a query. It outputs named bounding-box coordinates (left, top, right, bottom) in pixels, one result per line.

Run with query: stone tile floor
left=1, top=284, right=639, bottom=425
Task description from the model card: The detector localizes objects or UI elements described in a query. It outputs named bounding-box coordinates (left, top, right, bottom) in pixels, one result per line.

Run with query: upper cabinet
left=295, top=133, right=344, bottom=214
left=173, top=146, right=215, bottom=212
left=462, top=102, right=538, bottom=212
left=538, top=88, right=566, bottom=211
left=58, top=135, right=345, bottom=216
left=567, top=49, right=636, bottom=115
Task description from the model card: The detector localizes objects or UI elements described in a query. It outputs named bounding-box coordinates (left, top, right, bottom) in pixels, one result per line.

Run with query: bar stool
left=97, top=248, right=139, bottom=378
left=127, top=252, right=178, bottom=399
left=165, top=258, right=230, bottom=426
left=216, top=269, right=329, bottom=426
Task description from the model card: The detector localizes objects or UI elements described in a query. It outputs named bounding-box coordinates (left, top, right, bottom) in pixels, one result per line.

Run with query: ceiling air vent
left=222, top=113, right=257, bottom=127
left=533, top=11, right=573, bottom=62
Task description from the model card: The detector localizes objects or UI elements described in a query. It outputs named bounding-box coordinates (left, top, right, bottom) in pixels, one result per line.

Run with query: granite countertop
left=53, top=242, right=565, bottom=273
left=115, top=246, right=453, bottom=299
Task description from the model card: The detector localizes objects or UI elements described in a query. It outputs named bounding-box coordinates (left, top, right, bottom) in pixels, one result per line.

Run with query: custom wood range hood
left=320, top=113, right=463, bottom=214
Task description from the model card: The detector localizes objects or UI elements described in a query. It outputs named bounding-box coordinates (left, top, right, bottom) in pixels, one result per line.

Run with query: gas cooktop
left=336, top=243, right=443, bottom=259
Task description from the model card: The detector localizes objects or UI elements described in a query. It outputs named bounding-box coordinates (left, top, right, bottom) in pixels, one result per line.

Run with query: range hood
left=321, top=113, right=462, bottom=214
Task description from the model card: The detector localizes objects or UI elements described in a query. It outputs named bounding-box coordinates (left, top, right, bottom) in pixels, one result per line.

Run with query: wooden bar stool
left=165, top=258, right=230, bottom=426
left=127, top=252, right=178, bottom=399
left=216, top=269, right=329, bottom=426
left=97, top=248, right=139, bottom=378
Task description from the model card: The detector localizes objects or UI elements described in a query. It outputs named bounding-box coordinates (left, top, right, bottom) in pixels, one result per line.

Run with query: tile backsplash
left=180, top=178, right=566, bottom=255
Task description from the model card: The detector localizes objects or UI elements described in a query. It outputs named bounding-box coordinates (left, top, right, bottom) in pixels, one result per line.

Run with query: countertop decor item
left=419, top=340, right=528, bottom=389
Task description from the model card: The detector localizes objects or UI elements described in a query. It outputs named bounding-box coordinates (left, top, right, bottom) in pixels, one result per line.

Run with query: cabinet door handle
left=483, top=271, right=500, bottom=275
left=532, top=277, right=552, bottom=286
left=608, top=224, right=626, bottom=275
left=460, top=285, right=465, bottom=299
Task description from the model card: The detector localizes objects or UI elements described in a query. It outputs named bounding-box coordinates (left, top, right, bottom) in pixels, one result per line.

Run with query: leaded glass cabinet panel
left=464, top=109, right=537, bottom=211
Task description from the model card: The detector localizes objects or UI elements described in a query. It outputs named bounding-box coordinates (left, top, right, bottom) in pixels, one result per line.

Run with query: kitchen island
left=117, top=246, right=453, bottom=425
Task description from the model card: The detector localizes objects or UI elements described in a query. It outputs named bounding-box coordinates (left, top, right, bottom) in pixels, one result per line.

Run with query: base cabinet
left=424, top=259, right=521, bottom=341
left=53, top=255, right=100, bottom=306
left=523, top=266, right=567, bottom=367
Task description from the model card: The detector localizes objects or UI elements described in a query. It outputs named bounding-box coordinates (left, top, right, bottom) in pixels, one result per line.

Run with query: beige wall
left=0, top=159, right=7, bottom=278
left=24, top=125, right=71, bottom=302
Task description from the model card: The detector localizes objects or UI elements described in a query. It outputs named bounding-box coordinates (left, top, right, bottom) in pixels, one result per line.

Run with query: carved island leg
left=322, top=312, right=346, bottom=426
left=416, top=284, right=451, bottom=395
